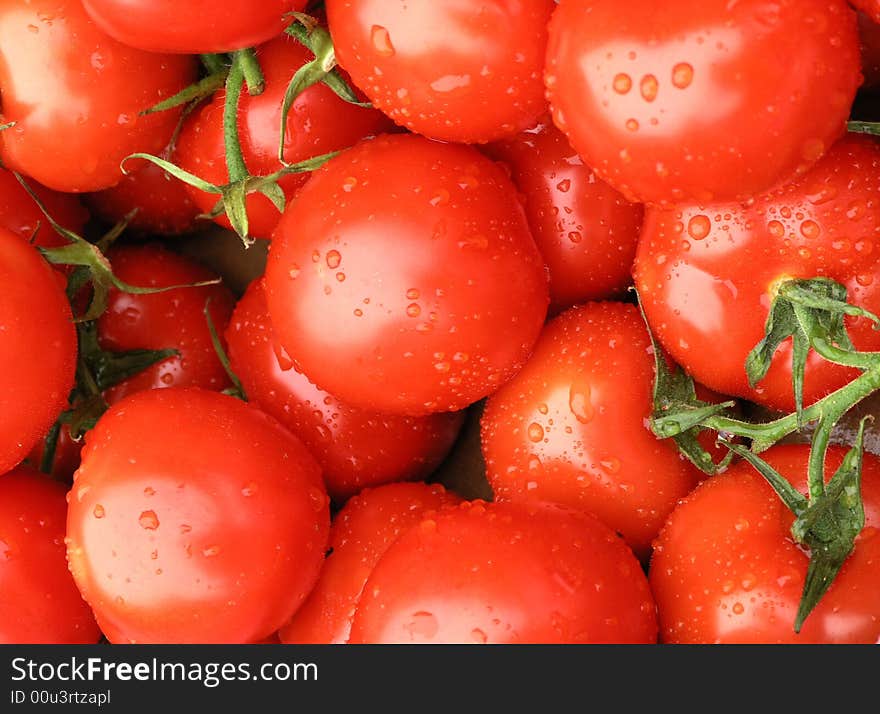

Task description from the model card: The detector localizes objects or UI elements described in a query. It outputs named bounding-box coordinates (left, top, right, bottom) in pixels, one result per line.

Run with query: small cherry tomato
left=349, top=500, right=658, bottom=644
left=67, top=388, right=330, bottom=644
left=545, top=0, right=861, bottom=205
left=0, top=465, right=101, bottom=644
left=651, top=444, right=880, bottom=643
left=280, top=482, right=462, bottom=644
left=265, top=133, right=550, bottom=416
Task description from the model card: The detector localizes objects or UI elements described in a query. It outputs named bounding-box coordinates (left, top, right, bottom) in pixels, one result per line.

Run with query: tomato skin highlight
left=635, top=134, right=880, bottom=413
left=0, top=465, right=101, bottom=644
left=174, top=34, right=393, bottom=240
left=481, top=302, right=701, bottom=560
left=327, top=0, right=554, bottom=144
left=280, top=482, right=462, bottom=644
left=0, top=168, right=88, bottom=249
left=226, top=280, right=465, bottom=502
left=97, top=244, right=236, bottom=405
left=651, top=445, right=880, bottom=644
left=348, top=500, right=658, bottom=644
left=265, top=133, right=550, bottom=416
left=82, top=0, right=306, bottom=54
left=0, top=230, right=76, bottom=475
left=486, top=120, right=644, bottom=312
left=545, top=0, right=861, bottom=205
left=0, top=0, right=198, bottom=193
left=66, top=388, right=330, bottom=644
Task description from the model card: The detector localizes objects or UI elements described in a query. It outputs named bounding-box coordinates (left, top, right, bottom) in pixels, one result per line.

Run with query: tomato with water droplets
left=0, top=168, right=88, bottom=249
left=327, top=0, right=554, bottom=144
left=486, top=120, right=644, bottom=313
left=348, top=500, right=658, bottom=644
left=651, top=444, right=880, bottom=643
left=66, top=388, right=330, bottom=644
left=481, top=302, right=702, bottom=560
left=82, top=0, right=306, bottom=54
left=226, top=280, right=464, bottom=502
left=0, top=230, right=76, bottom=475
left=0, top=0, right=197, bottom=193
left=1, top=466, right=101, bottom=644
left=545, top=0, right=861, bottom=205
left=635, top=134, right=880, bottom=413
left=280, top=482, right=462, bottom=644
left=853, top=0, right=880, bottom=24
left=174, top=33, right=393, bottom=239
left=265, top=133, right=549, bottom=416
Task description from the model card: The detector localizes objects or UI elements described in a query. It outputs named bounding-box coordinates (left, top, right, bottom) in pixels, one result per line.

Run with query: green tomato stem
left=223, top=57, right=250, bottom=185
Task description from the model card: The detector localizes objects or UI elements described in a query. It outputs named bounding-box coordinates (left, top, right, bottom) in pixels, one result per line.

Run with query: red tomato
left=0, top=0, right=197, bottom=193
left=853, top=0, right=880, bottom=23
left=327, top=0, right=554, bottom=144
left=226, top=280, right=464, bottom=502
left=66, top=388, right=330, bottom=644
left=481, top=302, right=701, bottom=560
left=27, top=421, right=83, bottom=485
left=651, top=445, right=880, bottom=643
left=97, top=244, right=236, bottom=405
left=0, top=168, right=88, bottom=249
left=486, top=120, right=644, bottom=312
left=348, top=500, right=658, bottom=643
left=85, top=159, right=202, bottom=236
left=82, top=0, right=306, bottom=54
left=635, top=134, right=880, bottom=413
left=280, top=482, right=462, bottom=644
left=0, top=230, right=76, bottom=475
left=265, top=134, right=549, bottom=416
left=545, top=0, right=861, bottom=205
left=174, top=34, right=393, bottom=239
left=0, top=465, right=101, bottom=644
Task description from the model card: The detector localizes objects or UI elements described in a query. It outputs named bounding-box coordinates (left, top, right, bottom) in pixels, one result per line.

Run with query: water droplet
left=568, top=231, right=582, bottom=244
left=406, top=303, right=421, bottom=318
left=326, top=250, right=341, bottom=269
left=569, top=386, right=594, bottom=424
left=556, top=179, right=571, bottom=193
left=640, top=74, right=659, bottom=102
left=93, top=504, right=105, bottom=519
left=800, top=220, right=820, bottom=239
left=671, top=63, right=694, bottom=89
left=342, top=176, right=358, bottom=192
left=687, top=215, right=711, bottom=240
left=612, top=73, right=632, bottom=94
left=732, top=602, right=745, bottom=615
left=404, top=611, right=438, bottom=639
left=370, top=25, right=395, bottom=57
left=138, top=510, right=159, bottom=530
left=309, top=487, right=327, bottom=512
left=430, top=189, right=450, bottom=207
left=242, top=482, right=258, bottom=497
left=203, top=545, right=221, bottom=558
left=527, top=422, right=545, bottom=443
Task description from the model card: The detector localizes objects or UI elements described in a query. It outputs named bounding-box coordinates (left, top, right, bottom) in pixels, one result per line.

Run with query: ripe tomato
left=27, top=420, right=82, bottom=485
left=0, top=230, right=76, bottom=475
left=481, top=302, right=702, bottom=560
left=0, top=0, right=197, bottom=193
left=326, top=0, right=554, bottom=144
left=545, top=0, right=861, bottom=205
left=97, top=244, right=236, bottom=405
left=85, top=159, right=202, bottom=236
left=486, top=120, right=644, bottom=312
left=635, top=134, right=880, bottom=413
left=280, top=482, right=462, bottom=644
left=174, top=34, right=393, bottom=239
left=66, top=388, right=330, bottom=644
left=82, top=0, right=306, bottom=54
left=226, top=280, right=464, bottom=502
left=853, top=0, right=880, bottom=23
left=0, top=168, right=88, bottom=249
left=651, top=445, right=880, bottom=643
left=265, top=133, right=549, bottom=416
left=348, top=500, right=658, bottom=644
left=0, top=465, right=101, bottom=644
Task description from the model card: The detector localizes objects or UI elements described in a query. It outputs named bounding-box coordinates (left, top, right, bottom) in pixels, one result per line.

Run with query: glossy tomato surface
left=82, top=0, right=306, bottom=53
left=635, top=134, right=880, bottom=413
left=486, top=120, right=644, bottom=312
left=226, top=280, right=464, bottom=502
left=327, top=0, right=554, bottom=143
left=349, top=500, right=658, bottom=643
left=0, top=168, right=87, bottom=249
left=67, top=388, right=330, bottom=644
left=265, top=134, right=549, bottom=416
left=0, top=0, right=197, bottom=192
left=482, top=302, right=701, bottom=559
left=280, top=482, right=462, bottom=644
left=0, top=466, right=101, bottom=644
left=97, top=244, right=235, bottom=405
left=0, top=230, right=76, bottom=475
left=546, top=0, right=861, bottom=205
left=651, top=445, right=880, bottom=643
left=174, top=34, right=393, bottom=239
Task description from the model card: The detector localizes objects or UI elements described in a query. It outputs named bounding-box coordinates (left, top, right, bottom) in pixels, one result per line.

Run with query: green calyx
left=642, top=277, right=880, bottom=632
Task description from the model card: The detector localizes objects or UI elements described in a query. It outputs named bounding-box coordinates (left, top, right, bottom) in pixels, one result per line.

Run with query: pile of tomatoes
left=3, top=0, right=880, bottom=646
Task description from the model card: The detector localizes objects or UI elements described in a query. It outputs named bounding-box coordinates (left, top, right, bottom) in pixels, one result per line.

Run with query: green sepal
left=0, top=121, right=15, bottom=131
left=204, top=299, right=247, bottom=402
left=848, top=121, right=880, bottom=137
left=140, top=70, right=228, bottom=116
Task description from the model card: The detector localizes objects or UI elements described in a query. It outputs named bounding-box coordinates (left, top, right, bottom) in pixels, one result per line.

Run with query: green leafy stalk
left=848, top=121, right=880, bottom=137
left=204, top=299, right=247, bottom=401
